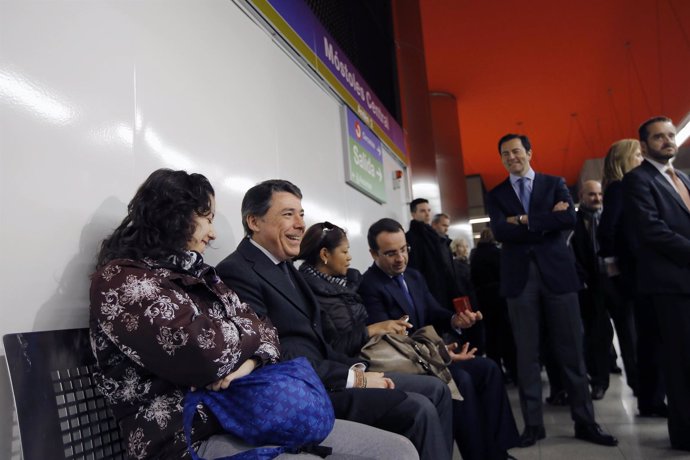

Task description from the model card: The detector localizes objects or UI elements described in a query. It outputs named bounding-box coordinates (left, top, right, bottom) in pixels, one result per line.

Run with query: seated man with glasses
left=359, top=218, right=519, bottom=460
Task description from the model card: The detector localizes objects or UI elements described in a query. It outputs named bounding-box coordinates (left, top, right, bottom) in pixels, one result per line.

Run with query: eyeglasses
left=379, top=245, right=411, bottom=259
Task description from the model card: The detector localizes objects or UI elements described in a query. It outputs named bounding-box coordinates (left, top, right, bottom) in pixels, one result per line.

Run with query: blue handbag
left=183, top=357, right=335, bottom=460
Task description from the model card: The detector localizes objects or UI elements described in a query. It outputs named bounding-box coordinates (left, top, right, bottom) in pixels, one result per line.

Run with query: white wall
left=0, top=1, right=411, bottom=457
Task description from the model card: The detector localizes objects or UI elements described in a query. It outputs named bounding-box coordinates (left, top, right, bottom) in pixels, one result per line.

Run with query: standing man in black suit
left=487, top=133, right=617, bottom=447
left=359, top=218, right=519, bottom=460
left=216, top=180, right=453, bottom=460
left=406, top=199, right=459, bottom=314
left=571, top=180, right=615, bottom=401
left=623, top=116, right=690, bottom=451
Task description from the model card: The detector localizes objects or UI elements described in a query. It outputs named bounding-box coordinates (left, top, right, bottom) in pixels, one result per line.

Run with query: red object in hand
left=453, top=296, right=473, bottom=314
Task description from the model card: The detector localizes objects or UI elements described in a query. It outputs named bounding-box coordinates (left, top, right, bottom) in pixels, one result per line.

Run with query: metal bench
left=3, top=328, right=126, bottom=459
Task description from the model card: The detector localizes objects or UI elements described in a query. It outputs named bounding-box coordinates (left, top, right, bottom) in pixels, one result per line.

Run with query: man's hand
left=447, top=342, right=477, bottom=362
left=364, top=372, right=395, bottom=389
left=552, top=201, right=569, bottom=212
left=507, top=215, right=529, bottom=225
left=452, top=310, right=483, bottom=329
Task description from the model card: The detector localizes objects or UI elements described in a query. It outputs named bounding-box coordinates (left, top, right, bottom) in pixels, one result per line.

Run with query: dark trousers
left=506, top=260, right=595, bottom=427
left=653, top=294, right=690, bottom=451
left=386, top=373, right=454, bottom=460
left=605, top=276, right=638, bottom=391
left=579, top=285, right=613, bottom=390
left=633, top=293, right=666, bottom=413
left=330, top=374, right=453, bottom=460
left=448, top=357, right=519, bottom=460
left=477, top=287, right=518, bottom=380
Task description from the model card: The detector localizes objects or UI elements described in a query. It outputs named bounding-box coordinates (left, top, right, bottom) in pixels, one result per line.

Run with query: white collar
left=249, top=237, right=282, bottom=265
left=509, top=168, right=535, bottom=185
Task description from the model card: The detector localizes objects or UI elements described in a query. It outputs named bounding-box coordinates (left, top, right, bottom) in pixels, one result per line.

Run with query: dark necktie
left=394, top=274, right=417, bottom=318
left=588, top=212, right=600, bottom=256
left=279, top=261, right=296, bottom=290
left=517, top=177, right=530, bottom=213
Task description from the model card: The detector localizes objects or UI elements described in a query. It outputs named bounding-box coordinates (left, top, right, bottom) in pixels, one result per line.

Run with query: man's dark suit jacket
left=216, top=238, right=360, bottom=389
left=359, top=264, right=483, bottom=346
left=571, top=208, right=601, bottom=288
left=622, top=160, right=690, bottom=294
left=359, top=263, right=452, bottom=333
left=598, top=180, right=638, bottom=295
left=487, top=173, right=581, bottom=297
left=216, top=238, right=407, bottom=424
left=406, top=220, right=459, bottom=310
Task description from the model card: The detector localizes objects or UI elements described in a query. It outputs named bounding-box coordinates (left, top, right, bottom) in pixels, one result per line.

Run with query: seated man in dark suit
left=216, top=179, right=453, bottom=460
left=359, top=218, right=519, bottom=460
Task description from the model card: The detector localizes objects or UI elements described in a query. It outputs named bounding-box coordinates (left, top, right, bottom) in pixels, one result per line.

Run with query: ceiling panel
left=420, top=0, right=690, bottom=188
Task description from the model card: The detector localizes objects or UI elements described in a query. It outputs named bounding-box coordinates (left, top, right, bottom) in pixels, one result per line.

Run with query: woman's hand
left=367, top=317, right=412, bottom=336
left=200, top=358, right=258, bottom=391
left=364, top=371, right=396, bottom=389
left=446, top=342, right=477, bottom=362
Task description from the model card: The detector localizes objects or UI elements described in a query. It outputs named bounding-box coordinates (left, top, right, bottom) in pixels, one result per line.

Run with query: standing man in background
left=406, top=199, right=458, bottom=315
left=431, top=212, right=451, bottom=239
left=487, top=133, right=617, bottom=448
left=623, top=116, right=690, bottom=451
left=571, top=180, right=615, bottom=401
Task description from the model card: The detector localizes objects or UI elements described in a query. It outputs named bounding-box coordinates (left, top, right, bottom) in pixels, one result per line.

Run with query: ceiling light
left=676, top=117, right=690, bottom=146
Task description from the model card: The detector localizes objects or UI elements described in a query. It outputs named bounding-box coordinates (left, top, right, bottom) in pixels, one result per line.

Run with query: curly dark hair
left=297, top=221, right=347, bottom=266
left=96, top=168, right=215, bottom=267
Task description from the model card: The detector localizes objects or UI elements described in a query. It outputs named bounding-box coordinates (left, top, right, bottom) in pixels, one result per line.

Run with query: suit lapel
left=374, top=267, right=420, bottom=326
left=239, top=240, right=313, bottom=319
left=650, top=166, right=690, bottom=217
left=498, top=178, right=524, bottom=213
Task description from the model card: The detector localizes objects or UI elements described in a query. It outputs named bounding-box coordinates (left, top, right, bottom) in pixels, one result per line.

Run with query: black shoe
left=639, top=404, right=668, bottom=418
left=545, top=390, right=568, bottom=406
left=591, top=385, right=606, bottom=400
left=518, top=425, right=545, bottom=447
left=574, top=423, right=618, bottom=446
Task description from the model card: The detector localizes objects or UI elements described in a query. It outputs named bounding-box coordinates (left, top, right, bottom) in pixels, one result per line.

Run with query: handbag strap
left=409, top=327, right=453, bottom=366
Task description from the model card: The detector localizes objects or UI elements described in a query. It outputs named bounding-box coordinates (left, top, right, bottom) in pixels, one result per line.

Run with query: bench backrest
left=3, top=328, right=126, bottom=459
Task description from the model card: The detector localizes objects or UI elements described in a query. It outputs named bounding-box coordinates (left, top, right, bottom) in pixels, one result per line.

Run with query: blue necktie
left=394, top=274, right=417, bottom=319
left=518, top=177, right=531, bottom=213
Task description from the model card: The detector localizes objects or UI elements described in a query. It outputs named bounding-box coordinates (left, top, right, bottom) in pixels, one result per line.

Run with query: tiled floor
left=502, top=372, right=690, bottom=460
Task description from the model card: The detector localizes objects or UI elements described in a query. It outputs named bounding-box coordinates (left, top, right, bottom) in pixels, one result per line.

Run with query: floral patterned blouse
left=89, top=257, right=281, bottom=459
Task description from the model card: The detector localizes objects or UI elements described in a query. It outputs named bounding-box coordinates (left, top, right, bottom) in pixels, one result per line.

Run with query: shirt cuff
left=346, top=363, right=367, bottom=388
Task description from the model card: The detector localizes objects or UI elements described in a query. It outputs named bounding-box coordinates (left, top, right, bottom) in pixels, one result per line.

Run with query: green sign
left=343, top=107, right=386, bottom=203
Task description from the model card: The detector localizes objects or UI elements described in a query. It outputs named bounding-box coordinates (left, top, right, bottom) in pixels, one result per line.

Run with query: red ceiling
left=419, top=0, right=690, bottom=189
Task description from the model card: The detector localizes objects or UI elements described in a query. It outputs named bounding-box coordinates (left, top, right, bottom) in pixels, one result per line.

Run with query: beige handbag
left=360, top=325, right=462, bottom=400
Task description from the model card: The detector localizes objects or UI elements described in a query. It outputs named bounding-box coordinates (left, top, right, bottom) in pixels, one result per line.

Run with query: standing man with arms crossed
left=487, top=133, right=617, bottom=447
left=623, top=117, right=690, bottom=451
left=216, top=179, right=453, bottom=460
